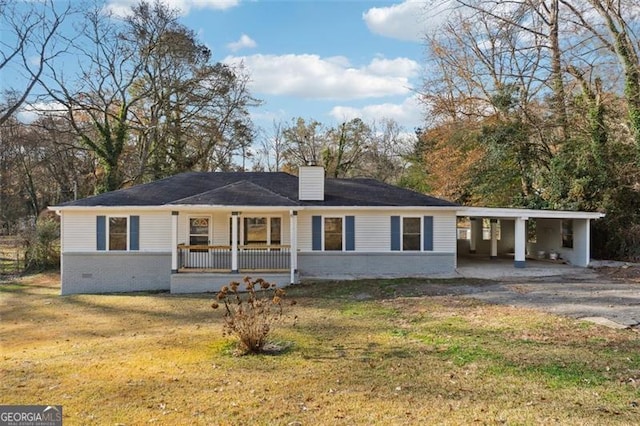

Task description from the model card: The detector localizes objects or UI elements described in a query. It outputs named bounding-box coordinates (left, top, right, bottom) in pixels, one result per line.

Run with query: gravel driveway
left=453, top=259, right=640, bottom=329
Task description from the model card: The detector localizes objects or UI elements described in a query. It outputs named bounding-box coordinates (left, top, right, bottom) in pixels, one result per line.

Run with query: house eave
left=458, top=206, right=605, bottom=220
left=49, top=204, right=461, bottom=212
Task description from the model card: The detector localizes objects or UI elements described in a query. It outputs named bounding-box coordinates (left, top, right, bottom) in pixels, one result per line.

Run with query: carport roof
left=458, top=206, right=605, bottom=220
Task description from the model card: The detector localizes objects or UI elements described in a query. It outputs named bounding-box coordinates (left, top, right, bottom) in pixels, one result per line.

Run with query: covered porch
left=169, top=208, right=299, bottom=293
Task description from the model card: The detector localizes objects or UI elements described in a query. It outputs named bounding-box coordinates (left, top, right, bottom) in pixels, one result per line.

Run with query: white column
left=573, top=219, right=591, bottom=267
left=490, top=219, right=498, bottom=259
left=583, top=219, right=591, bottom=267
left=290, top=210, right=298, bottom=284
left=469, top=217, right=478, bottom=254
left=171, top=211, right=179, bottom=273
left=514, top=217, right=527, bottom=268
left=231, top=212, right=239, bottom=273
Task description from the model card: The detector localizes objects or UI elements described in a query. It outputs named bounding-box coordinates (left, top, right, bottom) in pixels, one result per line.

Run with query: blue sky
left=6, top=1, right=453, bottom=131
left=106, top=0, right=444, bottom=131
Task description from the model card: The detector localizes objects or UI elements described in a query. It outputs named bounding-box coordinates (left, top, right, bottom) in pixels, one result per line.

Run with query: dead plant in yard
left=211, top=276, right=296, bottom=355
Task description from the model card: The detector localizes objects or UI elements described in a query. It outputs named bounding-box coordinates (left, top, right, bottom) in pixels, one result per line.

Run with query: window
left=230, top=216, right=282, bottom=246
left=97, top=215, right=138, bottom=251
left=402, top=217, right=421, bottom=251
left=312, top=215, right=354, bottom=252
left=270, top=217, right=282, bottom=245
left=109, top=217, right=128, bottom=251
left=324, top=217, right=343, bottom=251
left=244, top=217, right=267, bottom=245
left=562, top=219, right=573, bottom=248
left=391, top=216, right=433, bottom=252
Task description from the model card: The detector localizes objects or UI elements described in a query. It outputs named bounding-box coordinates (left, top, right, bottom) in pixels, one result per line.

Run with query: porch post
left=290, top=210, right=298, bottom=284
left=490, top=219, right=498, bottom=259
left=514, top=217, right=527, bottom=268
left=231, top=211, right=239, bottom=273
left=469, top=217, right=478, bottom=254
left=171, top=211, right=179, bottom=273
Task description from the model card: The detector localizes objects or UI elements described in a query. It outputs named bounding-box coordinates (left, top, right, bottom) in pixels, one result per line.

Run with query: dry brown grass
left=0, top=236, right=23, bottom=275
left=1, top=274, right=639, bottom=425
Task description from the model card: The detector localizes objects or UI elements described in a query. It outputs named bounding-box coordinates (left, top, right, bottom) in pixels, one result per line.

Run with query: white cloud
left=223, top=54, right=418, bottom=100
left=363, top=0, right=454, bottom=41
left=227, top=34, right=257, bottom=52
left=329, top=95, right=423, bottom=128
left=105, top=0, right=239, bottom=17
left=365, top=57, right=421, bottom=77
left=16, top=101, right=66, bottom=123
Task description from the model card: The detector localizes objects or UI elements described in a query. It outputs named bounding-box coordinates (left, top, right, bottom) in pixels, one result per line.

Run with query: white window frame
left=322, top=215, right=345, bottom=252
left=400, top=216, right=422, bottom=252
left=228, top=214, right=283, bottom=247
left=107, top=215, right=129, bottom=252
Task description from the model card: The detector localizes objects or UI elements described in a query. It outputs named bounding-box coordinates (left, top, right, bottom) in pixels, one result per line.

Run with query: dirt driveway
left=452, top=259, right=640, bottom=329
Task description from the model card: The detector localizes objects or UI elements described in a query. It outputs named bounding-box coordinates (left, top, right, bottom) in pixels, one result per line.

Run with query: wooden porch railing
left=177, top=244, right=291, bottom=272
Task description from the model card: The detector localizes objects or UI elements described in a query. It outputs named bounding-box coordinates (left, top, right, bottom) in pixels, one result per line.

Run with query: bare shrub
left=22, top=218, right=60, bottom=272
left=211, top=276, right=296, bottom=355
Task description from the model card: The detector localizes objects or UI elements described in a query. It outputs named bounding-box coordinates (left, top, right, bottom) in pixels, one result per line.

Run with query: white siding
left=62, top=211, right=97, bottom=252
left=140, top=212, right=172, bottom=251
left=298, top=166, right=324, bottom=201
left=297, top=212, right=313, bottom=251
left=212, top=214, right=228, bottom=246
left=62, top=208, right=457, bottom=254
left=297, top=209, right=457, bottom=253
left=62, top=210, right=172, bottom=252
left=433, top=214, right=457, bottom=252
left=355, top=213, right=390, bottom=252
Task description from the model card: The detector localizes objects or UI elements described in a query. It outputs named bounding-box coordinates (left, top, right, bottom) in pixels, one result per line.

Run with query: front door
left=187, top=216, right=210, bottom=268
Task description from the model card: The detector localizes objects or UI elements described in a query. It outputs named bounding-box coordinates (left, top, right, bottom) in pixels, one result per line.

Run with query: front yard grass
left=1, top=274, right=639, bottom=425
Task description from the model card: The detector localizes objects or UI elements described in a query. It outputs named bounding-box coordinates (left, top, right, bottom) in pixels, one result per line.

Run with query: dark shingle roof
left=172, top=180, right=299, bottom=206
left=57, top=172, right=458, bottom=208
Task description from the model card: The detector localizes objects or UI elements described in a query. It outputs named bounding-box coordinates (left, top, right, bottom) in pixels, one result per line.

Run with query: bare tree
left=126, top=1, right=259, bottom=179
left=41, top=5, right=148, bottom=192
left=257, top=120, right=287, bottom=171
left=562, top=0, right=640, bottom=152
left=0, top=0, right=73, bottom=126
left=281, top=118, right=327, bottom=169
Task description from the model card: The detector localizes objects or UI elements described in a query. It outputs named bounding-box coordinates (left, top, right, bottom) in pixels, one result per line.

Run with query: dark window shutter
left=130, top=215, right=140, bottom=251
left=423, top=216, right=434, bottom=251
left=96, top=216, right=106, bottom=251
left=345, top=216, right=355, bottom=251
left=390, top=216, right=400, bottom=251
left=312, top=215, right=322, bottom=251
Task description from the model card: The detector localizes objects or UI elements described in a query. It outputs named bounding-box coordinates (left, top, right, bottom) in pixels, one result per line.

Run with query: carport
left=456, top=207, right=605, bottom=268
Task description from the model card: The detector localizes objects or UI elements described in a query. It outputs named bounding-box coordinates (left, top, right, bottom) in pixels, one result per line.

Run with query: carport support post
left=514, top=217, right=527, bottom=268
left=231, top=212, right=239, bottom=273
left=490, top=219, right=498, bottom=259
left=171, top=211, right=179, bottom=273
left=469, top=217, right=478, bottom=254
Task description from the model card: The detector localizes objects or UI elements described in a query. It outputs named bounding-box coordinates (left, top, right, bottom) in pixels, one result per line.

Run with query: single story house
left=50, top=166, right=604, bottom=295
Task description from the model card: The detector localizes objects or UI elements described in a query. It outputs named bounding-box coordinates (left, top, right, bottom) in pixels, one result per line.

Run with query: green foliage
left=468, top=118, right=547, bottom=207
left=397, top=131, right=432, bottom=193
left=211, top=277, right=296, bottom=355
left=22, top=218, right=60, bottom=272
